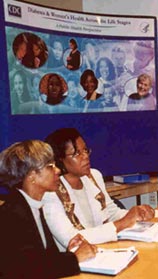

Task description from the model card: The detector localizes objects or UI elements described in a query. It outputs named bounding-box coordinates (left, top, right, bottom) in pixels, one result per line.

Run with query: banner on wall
left=3, top=0, right=157, bottom=114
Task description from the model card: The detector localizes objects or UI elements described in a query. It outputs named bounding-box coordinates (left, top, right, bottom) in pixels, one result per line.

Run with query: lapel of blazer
left=10, top=189, right=45, bottom=249
left=81, top=175, right=106, bottom=225
left=56, top=179, right=84, bottom=229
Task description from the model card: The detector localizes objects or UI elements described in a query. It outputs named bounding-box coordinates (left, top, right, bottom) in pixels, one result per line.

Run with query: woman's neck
left=63, top=173, right=83, bottom=190
left=71, top=48, right=77, bottom=54
left=22, top=181, right=44, bottom=201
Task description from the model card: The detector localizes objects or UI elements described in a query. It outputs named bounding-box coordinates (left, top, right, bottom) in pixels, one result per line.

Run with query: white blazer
left=43, top=169, right=127, bottom=251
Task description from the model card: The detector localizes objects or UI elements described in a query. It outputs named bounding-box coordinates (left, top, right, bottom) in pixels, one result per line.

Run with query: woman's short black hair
left=45, top=128, right=82, bottom=174
left=69, top=38, right=78, bottom=49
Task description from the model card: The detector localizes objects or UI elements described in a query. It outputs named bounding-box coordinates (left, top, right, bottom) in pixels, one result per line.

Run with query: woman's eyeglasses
left=65, top=148, right=92, bottom=159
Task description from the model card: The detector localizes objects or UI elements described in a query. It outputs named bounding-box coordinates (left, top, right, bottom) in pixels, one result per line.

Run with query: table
left=106, top=179, right=158, bottom=205
left=61, top=235, right=158, bottom=279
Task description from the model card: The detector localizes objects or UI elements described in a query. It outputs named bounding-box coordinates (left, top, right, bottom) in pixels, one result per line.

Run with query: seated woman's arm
left=92, top=169, right=154, bottom=232
left=43, top=191, right=121, bottom=250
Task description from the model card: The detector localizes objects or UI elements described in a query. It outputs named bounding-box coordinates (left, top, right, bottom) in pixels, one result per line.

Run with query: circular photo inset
left=80, top=69, right=102, bottom=100
left=39, top=73, right=68, bottom=105
left=13, top=32, right=48, bottom=69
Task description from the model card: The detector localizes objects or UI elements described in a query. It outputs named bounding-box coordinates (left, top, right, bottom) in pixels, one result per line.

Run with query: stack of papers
left=79, top=246, right=138, bottom=275
left=118, top=221, right=158, bottom=242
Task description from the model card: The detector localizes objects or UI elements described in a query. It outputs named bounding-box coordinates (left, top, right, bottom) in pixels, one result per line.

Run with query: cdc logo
left=8, top=4, right=22, bottom=17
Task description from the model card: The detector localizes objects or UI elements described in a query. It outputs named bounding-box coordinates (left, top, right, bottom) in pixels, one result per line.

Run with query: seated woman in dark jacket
left=0, top=139, right=96, bottom=279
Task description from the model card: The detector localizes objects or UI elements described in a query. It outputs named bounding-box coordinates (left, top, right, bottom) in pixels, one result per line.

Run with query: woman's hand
left=68, top=233, right=85, bottom=251
left=135, top=204, right=155, bottom=221
left=114, top=205, right=155, bottom=232
left=66, top=56, right=71, bottom=61
left=68, top=234, right=97, bottom=263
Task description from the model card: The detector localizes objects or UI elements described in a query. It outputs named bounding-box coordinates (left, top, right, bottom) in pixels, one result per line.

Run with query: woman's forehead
left=49, top=76, right=60, bottom=83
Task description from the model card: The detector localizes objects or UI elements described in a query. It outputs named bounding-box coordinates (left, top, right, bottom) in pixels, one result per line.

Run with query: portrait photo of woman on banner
left=119, top=73, right=156, bottom=111
left=47, top=36, right=64, bottom=69
left=10, top=69, right=30, bottom=114
left=39, top=73, right=68, bottom=105
left=65, top=38, right=81, bottom=71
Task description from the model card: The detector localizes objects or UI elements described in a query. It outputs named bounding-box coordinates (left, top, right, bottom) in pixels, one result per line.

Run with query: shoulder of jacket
left=90, top=168, right=102, bottom=178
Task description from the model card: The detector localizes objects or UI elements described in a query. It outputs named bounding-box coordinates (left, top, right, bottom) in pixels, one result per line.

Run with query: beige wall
left=83, top=0, right=158, bottom=16
left=16, top=0, right=83, bottom=11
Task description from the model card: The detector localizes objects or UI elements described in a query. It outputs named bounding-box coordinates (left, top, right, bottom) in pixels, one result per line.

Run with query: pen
left=98, top=249, right=130, bottom=253
left=113, top=249, right=132, bottom=253
left=98, top=247, right=135, bottom=253
left=113, top=247, right=136, bottom=253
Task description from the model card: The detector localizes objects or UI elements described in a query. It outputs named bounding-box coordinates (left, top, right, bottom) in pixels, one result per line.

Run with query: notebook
left=118, top=221, right=158, bottom=242
left=79, top=246, right=138, bottom=275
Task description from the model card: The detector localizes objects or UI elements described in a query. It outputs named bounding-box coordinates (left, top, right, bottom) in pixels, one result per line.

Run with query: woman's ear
left=58, top=158, right=66, bottom=175
left=28, top=170, right=36, bottom=184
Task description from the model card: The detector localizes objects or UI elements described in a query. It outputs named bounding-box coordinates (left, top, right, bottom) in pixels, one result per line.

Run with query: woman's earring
left=29, top=176, right=35, bottom=184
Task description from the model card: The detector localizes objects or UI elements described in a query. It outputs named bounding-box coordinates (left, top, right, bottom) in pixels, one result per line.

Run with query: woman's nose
left=55, top=165, right=61, bottom=175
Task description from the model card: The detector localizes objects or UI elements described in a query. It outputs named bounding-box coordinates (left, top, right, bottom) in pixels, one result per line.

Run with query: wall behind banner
left=83, top=0, right=158, bottom=17
left=18, top=0, right=158, bottom=16
left=1, top=0, right=158, bottom=178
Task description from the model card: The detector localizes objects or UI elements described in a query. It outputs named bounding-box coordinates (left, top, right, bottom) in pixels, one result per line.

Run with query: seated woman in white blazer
left=43, top=127, right=154, bottom=251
